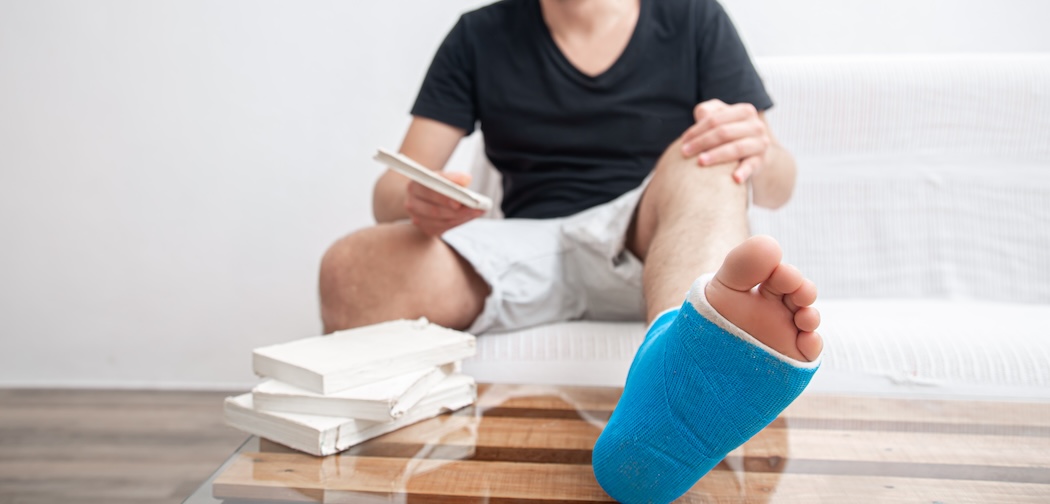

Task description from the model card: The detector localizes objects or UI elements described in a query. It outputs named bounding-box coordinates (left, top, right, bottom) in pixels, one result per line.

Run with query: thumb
left=442, top=171, right=473, bottom=188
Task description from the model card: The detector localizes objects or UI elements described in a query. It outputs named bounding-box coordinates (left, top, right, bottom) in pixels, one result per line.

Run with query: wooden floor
left=0, top=389, right=247, bottom=504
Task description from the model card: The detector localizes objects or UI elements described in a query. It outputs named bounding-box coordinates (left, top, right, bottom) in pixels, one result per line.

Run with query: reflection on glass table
left=183, top=383, right=1050, bottom=503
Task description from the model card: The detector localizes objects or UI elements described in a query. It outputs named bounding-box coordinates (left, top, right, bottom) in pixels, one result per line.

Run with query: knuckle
left=716, top=126, right=731, bottom=142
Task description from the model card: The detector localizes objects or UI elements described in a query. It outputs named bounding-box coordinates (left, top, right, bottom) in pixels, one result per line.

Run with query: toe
left=796, top=331, right=823, bottom=362
left=788, top=279, right=818, bottom=308
left=713, top=235, right=782, bottom=292
left=794, top=306, right=820, bottom=332
left=759, top=263, right=804, bottom=301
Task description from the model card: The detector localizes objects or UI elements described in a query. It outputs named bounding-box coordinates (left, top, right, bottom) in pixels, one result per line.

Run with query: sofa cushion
left=462, top=300, right=1050, bottom=400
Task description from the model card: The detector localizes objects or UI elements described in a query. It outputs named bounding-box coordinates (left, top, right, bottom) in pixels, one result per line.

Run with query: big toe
left=714, top=235, right=782, bottom=292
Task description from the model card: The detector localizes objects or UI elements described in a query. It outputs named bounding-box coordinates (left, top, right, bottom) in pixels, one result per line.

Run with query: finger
left=684, top=120, right=765, bottom=157
left=733, top=156, right=761, bottom=184
left=408, top=182, right=462, bottom=210
left=411, top=209, right=483, bottom=236
left=698, top=137, right=767, bottom=166
left=682, top=104, right=760, bottom=152
left=431, top=208, right=485, bottom=226
left=679, top=122, right=706, bottom=147
left=683, top=100, right=731, bottom=144
left=441, top=171, right=473, bottom=188
left=408, top=199, right=485, bottom=223
left=412, top=215, right=461, bottom=237
left=692, top=99, right=727, bottom=123
left=410, top=216, right=439, bottom=237
left=444, top=210, right=485, bottom=230
left=406, top=195, right=471, bottom=220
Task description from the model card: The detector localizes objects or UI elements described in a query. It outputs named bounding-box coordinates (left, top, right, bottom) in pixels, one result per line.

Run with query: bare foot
left=705, top=235, right=823, bottom=362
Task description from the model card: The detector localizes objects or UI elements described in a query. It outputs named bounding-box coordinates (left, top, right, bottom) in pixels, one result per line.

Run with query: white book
left=224, top=374, right=476, bottom=456
left=252, top=362, right=459, bottom=421
left=253, top=318, right=476, bottom=395
left=373, top=148, right=494, bottom=211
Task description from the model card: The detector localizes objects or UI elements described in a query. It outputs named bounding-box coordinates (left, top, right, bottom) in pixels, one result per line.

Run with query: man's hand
left=404, top=172, right=485, bottom=237
left=680, top=99, right=771, bottom=184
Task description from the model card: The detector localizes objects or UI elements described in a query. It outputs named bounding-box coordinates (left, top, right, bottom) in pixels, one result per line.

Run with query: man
left=320, top=0, right=823, bottom=501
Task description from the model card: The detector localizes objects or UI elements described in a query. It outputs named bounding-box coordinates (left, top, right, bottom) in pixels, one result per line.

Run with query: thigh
left=319, top=222, right=489, bottom=332
left=626, top=135, right=687, bottom=262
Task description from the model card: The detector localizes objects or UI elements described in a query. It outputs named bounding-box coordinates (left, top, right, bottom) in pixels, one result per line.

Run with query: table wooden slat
left=211, top=385, right=1050, bottom=503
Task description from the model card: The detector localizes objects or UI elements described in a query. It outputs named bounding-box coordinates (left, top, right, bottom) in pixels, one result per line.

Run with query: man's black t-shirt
left=411, top=0, right=772, bottom=219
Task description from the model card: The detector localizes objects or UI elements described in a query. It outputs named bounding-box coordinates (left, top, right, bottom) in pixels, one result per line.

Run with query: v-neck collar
left=533, top=0, right=650, bottom=88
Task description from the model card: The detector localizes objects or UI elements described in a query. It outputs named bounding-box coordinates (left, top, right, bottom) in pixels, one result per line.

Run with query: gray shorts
left=442, top=180, right=650, bottom=334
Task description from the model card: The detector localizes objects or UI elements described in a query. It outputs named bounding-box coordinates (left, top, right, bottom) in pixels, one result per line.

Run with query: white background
left=2, top=0, right=1048, bottom=389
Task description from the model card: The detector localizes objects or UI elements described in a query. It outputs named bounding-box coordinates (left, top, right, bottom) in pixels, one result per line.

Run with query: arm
left=373, top=116, right=484, bottom=236
left=373, top=116, right=468, bottom=223
left=680, top=101, right=797, bottom=209
left=748, top=114, right=796, bottom=209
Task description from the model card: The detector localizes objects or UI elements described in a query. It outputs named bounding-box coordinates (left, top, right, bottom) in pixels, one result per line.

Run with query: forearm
left=373, top=171, right=410, bottom=223
left=372, top=116, right=467, bottom=223
left=750, top=141, right=796, bottom=209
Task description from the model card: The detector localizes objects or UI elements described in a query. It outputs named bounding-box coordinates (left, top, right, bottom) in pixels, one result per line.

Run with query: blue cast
left=592, top=297, right=819, bottom=503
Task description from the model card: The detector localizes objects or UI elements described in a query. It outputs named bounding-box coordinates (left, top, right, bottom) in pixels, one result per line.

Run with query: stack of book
left=223, top=318, right=478, bottom=456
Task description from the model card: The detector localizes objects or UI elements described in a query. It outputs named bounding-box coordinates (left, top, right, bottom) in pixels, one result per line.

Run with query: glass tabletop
left=184, top=383, right=1050, bottom=503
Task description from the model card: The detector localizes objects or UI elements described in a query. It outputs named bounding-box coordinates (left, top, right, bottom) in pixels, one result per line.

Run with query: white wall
left=1, top=0, right=1048, bottom=389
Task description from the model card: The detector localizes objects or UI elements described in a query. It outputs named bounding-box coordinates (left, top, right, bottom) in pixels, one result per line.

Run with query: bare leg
left=628, top=136, right=750, bottom=322
left=596, top=182, right=824, bottom=503
left=319, top=222, right=489, bottom=333
left=627, top=134, right=822, bottom=358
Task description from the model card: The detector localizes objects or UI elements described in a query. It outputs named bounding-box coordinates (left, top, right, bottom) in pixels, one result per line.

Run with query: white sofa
left=461, top=54, right=1050, bottom=401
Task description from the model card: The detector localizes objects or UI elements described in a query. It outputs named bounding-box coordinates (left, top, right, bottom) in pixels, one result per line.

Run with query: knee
left=654, top=135, right=737, bottom=181
left=318, top=223, right=486, bottom=332
left=646, top=136, right=744, bottom=205
left=319, top=232, right=356, bottom=291
left=318, top=227, right=385, bottom=331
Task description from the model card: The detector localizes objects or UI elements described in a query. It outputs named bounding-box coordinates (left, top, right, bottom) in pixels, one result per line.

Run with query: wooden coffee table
left=183, top=384, right=1050, bottom=503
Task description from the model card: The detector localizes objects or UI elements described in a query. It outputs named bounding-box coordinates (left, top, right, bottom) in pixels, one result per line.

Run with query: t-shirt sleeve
left=410, top=16, right=478, bottom=134
left=696, top=1, right=773, bottom=111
